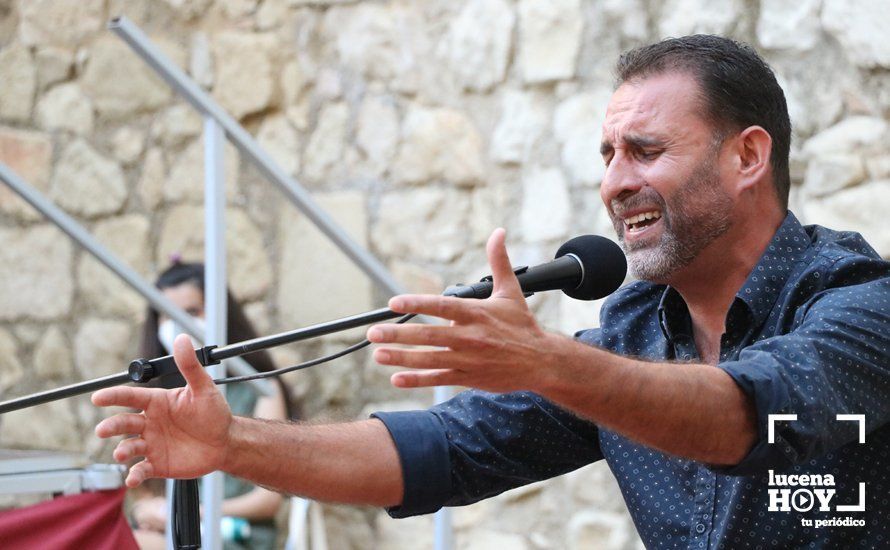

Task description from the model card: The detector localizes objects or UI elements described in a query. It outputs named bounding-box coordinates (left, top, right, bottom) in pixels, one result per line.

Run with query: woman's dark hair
left=140, top=262, right=297, bottom=419
left=616, top=34, right=792, bottom=210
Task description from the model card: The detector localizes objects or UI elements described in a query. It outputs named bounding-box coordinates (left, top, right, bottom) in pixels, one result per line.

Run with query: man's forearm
left=221, top=418, right=404, bottom=507
left=540, top=335, right=757, bottom=465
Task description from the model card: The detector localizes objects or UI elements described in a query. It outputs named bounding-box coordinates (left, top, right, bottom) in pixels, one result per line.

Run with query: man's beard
left=610, top=152, right=733, bottom=283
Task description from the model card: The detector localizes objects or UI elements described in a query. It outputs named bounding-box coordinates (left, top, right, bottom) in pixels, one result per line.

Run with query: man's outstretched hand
left=92, top=334, right=233, bottom=488
left=368, top=228, right=562, bottom=393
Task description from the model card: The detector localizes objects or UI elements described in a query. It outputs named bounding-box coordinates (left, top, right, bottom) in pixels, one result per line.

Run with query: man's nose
left=600, top=154, right=643, bottom=206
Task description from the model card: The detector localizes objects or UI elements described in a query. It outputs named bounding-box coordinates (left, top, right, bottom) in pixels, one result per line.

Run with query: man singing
left=94, top=35, right=889, bottom=548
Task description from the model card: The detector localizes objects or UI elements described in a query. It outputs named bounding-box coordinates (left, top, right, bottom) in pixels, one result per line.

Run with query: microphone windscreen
left=555, top=235, right=627, bottom=300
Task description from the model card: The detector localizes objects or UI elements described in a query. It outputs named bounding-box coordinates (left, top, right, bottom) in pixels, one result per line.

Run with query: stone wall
left=0, top=0, right=888, bottom=548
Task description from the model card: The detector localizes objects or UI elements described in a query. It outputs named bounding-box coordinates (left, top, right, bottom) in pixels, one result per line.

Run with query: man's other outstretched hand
left=92, top=334, right=233, bottom=488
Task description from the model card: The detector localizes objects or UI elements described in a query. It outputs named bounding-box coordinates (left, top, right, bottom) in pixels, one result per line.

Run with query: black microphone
left=443, top=235, right=627, bottom=301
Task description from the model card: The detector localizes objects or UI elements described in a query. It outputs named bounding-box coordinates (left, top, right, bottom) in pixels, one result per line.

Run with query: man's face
left=599, top=72, right=734, bottom=283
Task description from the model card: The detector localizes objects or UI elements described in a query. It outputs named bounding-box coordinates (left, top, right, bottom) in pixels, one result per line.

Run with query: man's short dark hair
left=616, top=35, right=792, bottom=209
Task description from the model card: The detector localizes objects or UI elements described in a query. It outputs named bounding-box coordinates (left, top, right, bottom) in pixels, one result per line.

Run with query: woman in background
left=131, top=261, right=295, bottom=550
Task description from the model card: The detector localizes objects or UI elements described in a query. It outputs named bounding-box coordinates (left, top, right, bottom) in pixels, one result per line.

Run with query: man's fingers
left=388, top=294, right=477, bottom=323
left=92, top=386, right=153, bottom=411
left=113, top=436, right=148, bottom=463
left=368, top=323, right=463, bottom=347
left=126, top=459, right=155, bottom=488
left=374, top=347, right=465, bottom=370
left=486, top=228, right=524, bottom=298
left=96, top=413, right=147, bottom=438
left=173, top=333, right=216, bottom=394
left=391, top=369, right=459, bottom=388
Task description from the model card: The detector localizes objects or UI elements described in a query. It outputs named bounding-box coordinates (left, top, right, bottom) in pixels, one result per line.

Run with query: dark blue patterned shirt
left=373, top=212, right=890, bottom=548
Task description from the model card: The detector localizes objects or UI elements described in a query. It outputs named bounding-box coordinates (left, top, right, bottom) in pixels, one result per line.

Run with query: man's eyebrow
left=624, top=134, right=666, bottom=148
left=600, top=134, right=667, bottom=156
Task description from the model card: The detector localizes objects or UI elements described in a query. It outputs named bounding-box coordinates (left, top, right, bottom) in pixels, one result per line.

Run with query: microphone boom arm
left=0, top=307, right=403, bottom=415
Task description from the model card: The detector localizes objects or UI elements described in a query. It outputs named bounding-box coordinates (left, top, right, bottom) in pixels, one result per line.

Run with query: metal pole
left=108, top=16, right=406, bottom=298
left=201, top=117, right=227, bottom=550
left=434, top=384, right=454, bottom=550
left=0, top=162, right=272, bottom=395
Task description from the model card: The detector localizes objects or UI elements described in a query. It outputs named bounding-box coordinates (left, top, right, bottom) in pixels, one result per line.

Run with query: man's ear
left=732, top=125, right=772, bottom=192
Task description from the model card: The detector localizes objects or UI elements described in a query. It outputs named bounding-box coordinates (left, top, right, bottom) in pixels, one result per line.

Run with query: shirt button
left=695, top=523, right=706, bottom=534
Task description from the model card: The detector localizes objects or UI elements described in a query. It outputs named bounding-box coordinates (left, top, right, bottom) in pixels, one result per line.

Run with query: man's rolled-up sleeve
left=715, top=277, right=890, bottom=475
left=373, top=390, right=604, bottom=518
left=371, top=409, right=452, bottom=518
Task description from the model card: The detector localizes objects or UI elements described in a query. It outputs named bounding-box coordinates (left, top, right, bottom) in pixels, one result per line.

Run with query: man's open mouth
left=623, top=210, right=663, bottom=233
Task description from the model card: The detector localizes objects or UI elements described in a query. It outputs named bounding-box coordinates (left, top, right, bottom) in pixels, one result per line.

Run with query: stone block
left=138, top=147, right=166, bottom=210
left=567, top=510, right=632, bottom=550
left=520, top=167, right=571, bottom=242
left=36, top=83, right=94, bottom=134
left=157, top=205, right=274, bottom=301
left=658, top=0, right=743, bottom=36
left=19, top=0, right=104, bottom=47
left=151, top=104, right=203, bottom=148
left=518, top=0, right=582, bottom=83
left=0, top=328, right=23, bottom=394
left=757, top=0, right=820, bottom=51
left=373, top=188, right=472, bottom=263
left=389, top=261, right=444, bottom=295
left=277, top=191, right=373, bottom=328
left=163, top=0, right=213, bottom=20
left=802, top=180, right=890, bottom=257
left=802, top=116, right=888, bottom=157
left=0, top=43, right=36, bottom=122
left=0, top=399, right=83, bottom=451
left=257, top=0, right=290, bottom=30
left=446, top=0, right=515, bottom=92
left=164, top=138, right=241, bottom=204
left=356, top=96, right=399, bottom=177
left=34, top=47, right=73, bottom=91
left=189, top=31, right=214, bottom=89
left=219, top=0, right=259, bottom=19
left=491, top=90, right=548, bottom=165
left=322, top=3, right=425, bottom=90
left=557, top=294, right=606, bottom=334
left=111, top=126, right=146, bottom=166
left=303, top=102, right=349, bottom=183
left=802, top=154, right=866, bottom=197
left=865, top=154, right=890, bottom=180
left=394, top=106, right=485, bottom=186
left=74, top=318, right=132, bottom=379
left=81, top=37, right=171, bottom=120
left=554, top=90, right=612, bottom=186
left=50, top=140, right=127, bottom=218
left=600, top=0, right=648, bottom=40
left=77, top=215, right=152, bottom=321
left=34, top=326, right=73, bottom=381
left=0, top=126, right=53, bottom=222
left=0, top=225, right=74, bottom=321
left=823, top=0, right=890, bottom=68
left=464, top=530, right=529, bottom=550
left=257, top=114, right=300, bottom=176
left=212, top=32, right=276, bottom=119
left=376, top=512, right=434, bottom=550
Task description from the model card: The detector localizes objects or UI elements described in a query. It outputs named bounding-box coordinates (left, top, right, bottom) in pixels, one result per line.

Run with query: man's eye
left=639, top=150, right=660, bottom=160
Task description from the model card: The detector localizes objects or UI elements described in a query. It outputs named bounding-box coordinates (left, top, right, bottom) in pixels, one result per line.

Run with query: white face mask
left=157, top=317, right=205, bottom=353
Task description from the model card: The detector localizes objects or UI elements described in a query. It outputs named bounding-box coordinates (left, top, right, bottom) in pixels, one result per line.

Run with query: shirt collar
left=658, top=211, right=811, bottom=341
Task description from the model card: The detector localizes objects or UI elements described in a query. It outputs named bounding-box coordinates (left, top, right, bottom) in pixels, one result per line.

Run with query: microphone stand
left=0, top=306, right=404, bottom=549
